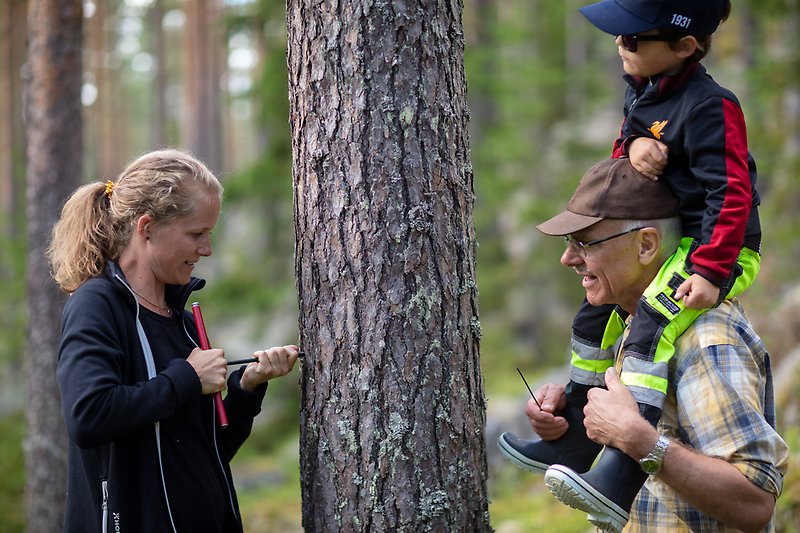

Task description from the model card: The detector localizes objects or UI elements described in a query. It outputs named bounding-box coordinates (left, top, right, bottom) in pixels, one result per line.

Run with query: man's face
left=560, top=220, right=647, bottom=313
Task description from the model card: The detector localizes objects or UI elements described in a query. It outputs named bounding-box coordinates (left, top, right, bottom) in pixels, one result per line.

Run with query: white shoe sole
left=587, top=513, right=622, bottom=533
left=497, top=433, right=548, bottom=474
left=544, top=464, right=628, bottom=532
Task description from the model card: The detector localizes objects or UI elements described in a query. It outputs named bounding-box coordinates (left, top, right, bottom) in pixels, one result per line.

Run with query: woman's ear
left=135, top=214, right=153, bottom=240
left=637, top=227, right=661, bottom=265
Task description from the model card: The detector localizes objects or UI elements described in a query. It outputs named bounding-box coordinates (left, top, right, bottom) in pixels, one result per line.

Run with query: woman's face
left=146, top=192, right=221, bottom=286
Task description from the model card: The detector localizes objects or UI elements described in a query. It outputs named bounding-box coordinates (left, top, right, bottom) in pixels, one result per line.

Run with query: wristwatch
left=639, top=435, right=670, bottom=475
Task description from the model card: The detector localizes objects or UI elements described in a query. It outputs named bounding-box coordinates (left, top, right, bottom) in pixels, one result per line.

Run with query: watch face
left=640, top=458, right=659, bottom=475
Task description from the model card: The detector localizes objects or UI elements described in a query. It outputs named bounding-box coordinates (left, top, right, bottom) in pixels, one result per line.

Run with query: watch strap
left=639, top=435, right=670, bottom=474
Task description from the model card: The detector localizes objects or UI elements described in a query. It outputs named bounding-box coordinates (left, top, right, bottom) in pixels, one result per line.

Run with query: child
left=498, top=0, right=762, bottom=530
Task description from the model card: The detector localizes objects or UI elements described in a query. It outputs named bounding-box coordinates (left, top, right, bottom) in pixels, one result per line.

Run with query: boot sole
left=587, top=513, right=622, bottom=533
left=496, top=433, right=548, bottom=474
left=544, top=464, right=628, bottom=532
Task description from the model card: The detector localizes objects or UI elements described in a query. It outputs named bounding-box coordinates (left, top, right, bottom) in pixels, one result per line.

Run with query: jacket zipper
left=182, top=318, right=240, bottom=524
left=101, top=480, right=108, bottom=533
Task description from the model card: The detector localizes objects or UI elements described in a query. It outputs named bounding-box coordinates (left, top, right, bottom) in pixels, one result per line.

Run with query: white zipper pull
left=101, top=480, right=109, bottom=533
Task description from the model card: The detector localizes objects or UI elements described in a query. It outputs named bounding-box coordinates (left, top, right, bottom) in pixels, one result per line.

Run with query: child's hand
left=628, top=137, right=669, bottom=180
left=674, top=273, right=720, bottom=309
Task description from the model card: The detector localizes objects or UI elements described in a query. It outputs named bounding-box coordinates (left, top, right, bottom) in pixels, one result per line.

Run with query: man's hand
left=584, top=368, right=657, bottom=459
left=674, top=273, right=719, bottom=309
left=525, top=383, right=568, bottom=440
left=628, top=137, right=669, bottom=180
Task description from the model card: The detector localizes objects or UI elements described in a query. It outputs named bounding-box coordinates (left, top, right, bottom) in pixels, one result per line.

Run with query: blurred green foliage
left=0, top=413, right=25, bottom=532
left=776, top=427, right=800, bottom=532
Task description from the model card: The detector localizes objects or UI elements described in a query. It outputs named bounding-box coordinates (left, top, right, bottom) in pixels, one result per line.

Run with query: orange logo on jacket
left=648, top=120, right=669, bottom=139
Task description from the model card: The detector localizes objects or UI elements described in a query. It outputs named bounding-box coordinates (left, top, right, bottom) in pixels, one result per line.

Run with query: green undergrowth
left=0, top=411, right=26, bottom=532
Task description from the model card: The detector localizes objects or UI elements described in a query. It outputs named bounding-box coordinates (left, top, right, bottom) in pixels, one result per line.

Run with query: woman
left=48, top=148, right=299, bottom=533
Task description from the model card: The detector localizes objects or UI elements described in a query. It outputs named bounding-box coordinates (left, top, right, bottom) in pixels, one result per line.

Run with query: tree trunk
left=0, top=1, right=13, bottom=215
left=464, top=0, right=496, bottom=146
left=288, top=1, right=489, bottom=532
left=182, top=0, right=224, bottom=172
left=150, top=0, right=168, bottom=148
left=24, top=0, right=82, bottom=531
left=86, top=0, right=118, bottom=179
left=0, top=0, right=27, bottom=229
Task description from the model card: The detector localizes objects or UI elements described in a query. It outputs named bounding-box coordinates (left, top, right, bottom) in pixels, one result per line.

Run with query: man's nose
left=560, top=246, right=583, bottom=267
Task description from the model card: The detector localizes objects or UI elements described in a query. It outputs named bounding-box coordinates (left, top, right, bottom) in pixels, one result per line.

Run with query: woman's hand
left=187, top=347, right=228, bottom=394
left=240, top=344, right=300, bottom=391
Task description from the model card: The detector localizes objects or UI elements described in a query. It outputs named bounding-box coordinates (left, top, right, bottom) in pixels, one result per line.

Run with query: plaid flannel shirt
left=618, top=299, right=789, bottom=532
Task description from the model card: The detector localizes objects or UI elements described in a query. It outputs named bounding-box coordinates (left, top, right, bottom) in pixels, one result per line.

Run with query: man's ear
left=638, top=227, right=661, bottom=265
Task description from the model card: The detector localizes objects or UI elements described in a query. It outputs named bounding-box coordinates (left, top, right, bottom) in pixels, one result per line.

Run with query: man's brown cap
left=536, top=158, right=679, bottom=236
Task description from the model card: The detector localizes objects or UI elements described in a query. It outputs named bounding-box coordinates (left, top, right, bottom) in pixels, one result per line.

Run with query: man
left=526, top=157, right=788, bottom=532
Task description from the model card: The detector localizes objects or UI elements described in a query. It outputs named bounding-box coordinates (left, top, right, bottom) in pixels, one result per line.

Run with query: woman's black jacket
left=57, top=262, right=268, bottom=533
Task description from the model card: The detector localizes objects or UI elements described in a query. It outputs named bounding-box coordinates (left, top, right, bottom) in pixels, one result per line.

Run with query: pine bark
left=24, top=0, right=82, bottom=530
left=288, top=1, right=489, bottom=531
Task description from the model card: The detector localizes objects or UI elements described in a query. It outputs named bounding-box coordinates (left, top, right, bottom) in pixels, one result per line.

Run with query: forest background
left=2, top=0, right=800, bottom=531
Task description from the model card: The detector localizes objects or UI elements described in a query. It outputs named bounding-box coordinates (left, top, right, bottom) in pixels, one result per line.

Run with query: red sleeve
left=686, top=99, right=752, bottom=285
left=612, top=118, right=627, bottom=158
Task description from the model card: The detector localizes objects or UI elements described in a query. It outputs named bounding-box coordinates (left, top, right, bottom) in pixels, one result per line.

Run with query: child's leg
left=497, top=383, right=602, bottom=474
left=497, top=300, right=626, bottom=473
left=713, top=244, right=761, bottom=302
left=621, top=239, right=761, bottom=416
left=569, top=300, right=625, bottom=388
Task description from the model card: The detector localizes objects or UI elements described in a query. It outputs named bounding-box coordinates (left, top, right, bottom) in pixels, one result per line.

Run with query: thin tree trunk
left=97, top=0, right=121, bottom=178
left=24, top=0, right=82, bottom=531
left=182, top=0, right=224, bottom=172
left=0, top=1, right=13, bottom=215
left=0, top=0, right=26, bottom=228
left=150, top=0, right=168, bottom=148
left=564, top=0, right=588, bottom=117
left=465, top=0, right=496, bottom=146
left=289, top=1, right=489, bottom=531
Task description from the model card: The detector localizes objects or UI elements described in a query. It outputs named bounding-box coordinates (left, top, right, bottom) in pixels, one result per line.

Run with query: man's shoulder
left=679, top=299, right=757, bottom=349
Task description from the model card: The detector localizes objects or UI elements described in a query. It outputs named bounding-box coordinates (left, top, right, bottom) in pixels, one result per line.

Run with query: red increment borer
left=191, top=302, right=229, bottom=428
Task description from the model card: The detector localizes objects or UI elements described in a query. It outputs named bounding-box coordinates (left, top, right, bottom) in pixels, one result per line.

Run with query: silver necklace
left=131, top=287, right=172, bottom=316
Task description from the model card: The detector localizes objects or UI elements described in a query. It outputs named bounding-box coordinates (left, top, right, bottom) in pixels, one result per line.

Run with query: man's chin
left=584, top=293, right=607, bottom=307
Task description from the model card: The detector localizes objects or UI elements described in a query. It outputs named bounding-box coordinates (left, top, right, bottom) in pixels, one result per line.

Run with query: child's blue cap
left=579, top=0, right=726, bottom=37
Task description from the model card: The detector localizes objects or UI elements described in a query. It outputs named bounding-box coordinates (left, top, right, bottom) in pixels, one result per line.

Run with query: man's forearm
left=655, top=439, right=775, bottom=532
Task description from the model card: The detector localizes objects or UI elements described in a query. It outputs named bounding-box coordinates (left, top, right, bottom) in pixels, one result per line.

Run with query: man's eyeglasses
left=619, top=33, right=683, bottom=53
left=564, top=227, right=645, bottom=257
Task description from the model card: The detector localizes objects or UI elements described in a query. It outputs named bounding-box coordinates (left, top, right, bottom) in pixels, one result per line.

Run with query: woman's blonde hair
left=48, top=148, right=223, bottom=293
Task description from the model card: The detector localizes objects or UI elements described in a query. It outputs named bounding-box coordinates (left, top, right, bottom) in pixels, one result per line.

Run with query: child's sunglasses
left=619, top=33, right=684, bottom=53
